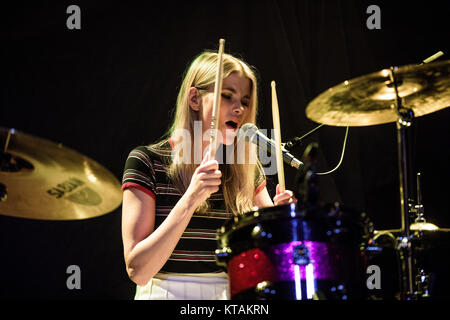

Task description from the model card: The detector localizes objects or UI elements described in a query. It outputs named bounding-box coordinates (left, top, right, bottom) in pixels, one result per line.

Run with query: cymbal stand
left=390, top=66, right=415, bottom=299
left=412, top=173, right=425, bottom=224
left=409, top=173, right=431, bottom=298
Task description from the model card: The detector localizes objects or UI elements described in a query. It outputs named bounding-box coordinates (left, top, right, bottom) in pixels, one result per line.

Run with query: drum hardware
left=305, top=59, right=450, bottom=127
left=217, top=143, right=371, bottom=300
left=365, top=231, right=402, bottom=300
left=305, top=54, right=449, bottom=299
left=390, top=64, right=416, bottom=299
left=216, top=55, right=449, bottom=300
left=255, top=281, right=277, bottom=299
left=415, top=269, right=431, bottom=298
left=215, top=203, right=369, bottom=300
left=406, top=172, right=437, bottom=299
left=283, top=124, right=325, bottom=150
left=408, top=173, right=436, bottom=229
left=0, top=127, right=122, bottom=220
left=294, top=142, right=320, bottom=209
left=420, top=51, right=444, bottom=65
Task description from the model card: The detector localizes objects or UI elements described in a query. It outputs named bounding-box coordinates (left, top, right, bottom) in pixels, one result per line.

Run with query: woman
left=121, top=50, right=297, bottom=299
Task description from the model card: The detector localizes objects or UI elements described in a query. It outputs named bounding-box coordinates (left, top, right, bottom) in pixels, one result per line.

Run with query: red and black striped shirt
left=122, top=140, right=266, bottom=274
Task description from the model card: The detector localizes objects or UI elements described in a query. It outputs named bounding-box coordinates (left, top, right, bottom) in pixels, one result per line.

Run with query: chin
left=223, top=131, right=237, bottom=145
left=223, top=138, right=235, bottom=146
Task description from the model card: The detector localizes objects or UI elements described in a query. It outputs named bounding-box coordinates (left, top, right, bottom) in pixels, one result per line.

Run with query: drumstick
left=271, top=81, right=285, bottom=193
left=209, top=38, right=225, bottom=159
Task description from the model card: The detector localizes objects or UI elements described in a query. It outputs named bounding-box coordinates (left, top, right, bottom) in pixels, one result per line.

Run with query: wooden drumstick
left=209, top=38, right=225, bottom=159
left=271, top=81, right=285, bottom=193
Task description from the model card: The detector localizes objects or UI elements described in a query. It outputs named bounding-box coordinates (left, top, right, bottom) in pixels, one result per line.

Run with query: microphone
left=239, top=123, right=303, bottom=169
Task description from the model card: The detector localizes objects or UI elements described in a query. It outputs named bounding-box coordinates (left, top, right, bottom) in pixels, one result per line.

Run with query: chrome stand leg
left=391, top=66, right=416, bottom=299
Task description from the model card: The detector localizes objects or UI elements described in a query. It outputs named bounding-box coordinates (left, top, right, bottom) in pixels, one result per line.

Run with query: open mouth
left=225, top=120, right=238, bottom=130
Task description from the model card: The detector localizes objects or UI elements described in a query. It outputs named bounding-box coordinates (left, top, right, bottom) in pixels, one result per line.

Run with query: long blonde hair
left=150, top=50, right=262, bottom=215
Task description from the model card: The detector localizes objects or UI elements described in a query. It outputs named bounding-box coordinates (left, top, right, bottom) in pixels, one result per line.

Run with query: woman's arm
left=121, top=156, right=221, bottom=286
left=122, top=188, right=198, bottom=286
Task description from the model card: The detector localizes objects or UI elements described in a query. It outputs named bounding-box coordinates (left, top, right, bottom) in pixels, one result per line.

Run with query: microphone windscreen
left=239, top=123, right=258, bottom=132
left=237, top=123, right=258, bottom=142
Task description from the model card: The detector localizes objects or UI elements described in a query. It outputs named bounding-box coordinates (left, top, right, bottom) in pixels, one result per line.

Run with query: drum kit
left=216, top=57, right=450, bottom=300
left=1, top=49, right=449, bottom=300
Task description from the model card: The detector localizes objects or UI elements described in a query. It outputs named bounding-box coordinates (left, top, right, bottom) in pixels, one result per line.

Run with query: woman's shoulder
left=127, top=140, right=172, bottom=163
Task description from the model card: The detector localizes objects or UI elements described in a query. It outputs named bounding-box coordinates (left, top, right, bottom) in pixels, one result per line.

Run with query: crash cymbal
left=0, top=127, right=122, bottom=220
left=306, top=59, right=450, bottom=126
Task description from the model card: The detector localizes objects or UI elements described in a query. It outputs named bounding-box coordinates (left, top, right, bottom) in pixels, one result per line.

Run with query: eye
left=221, top=93, right=231, bottom=100
left=241, top=100, right=250, bottom=107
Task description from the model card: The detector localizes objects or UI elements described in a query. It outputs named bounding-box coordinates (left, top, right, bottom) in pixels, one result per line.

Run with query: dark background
left=1, top=0, right=449, bottom=299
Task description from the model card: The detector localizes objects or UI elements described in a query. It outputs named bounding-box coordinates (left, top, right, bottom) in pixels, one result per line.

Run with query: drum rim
left=218, top=203, right=303, bottom=235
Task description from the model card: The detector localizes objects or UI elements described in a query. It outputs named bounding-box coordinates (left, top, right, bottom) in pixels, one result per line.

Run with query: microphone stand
left=284, top=124, right=324, bottom=150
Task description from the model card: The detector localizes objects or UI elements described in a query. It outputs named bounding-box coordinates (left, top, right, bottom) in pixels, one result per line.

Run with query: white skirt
left=134, top=272, right=230, bottom=300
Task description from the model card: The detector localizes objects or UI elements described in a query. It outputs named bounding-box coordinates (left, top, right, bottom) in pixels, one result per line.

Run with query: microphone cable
left=317, top=126, right=349, bottom=176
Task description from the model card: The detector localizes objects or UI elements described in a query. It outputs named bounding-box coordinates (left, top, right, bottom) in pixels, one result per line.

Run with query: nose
left=232, top=104, right=244, bottom=115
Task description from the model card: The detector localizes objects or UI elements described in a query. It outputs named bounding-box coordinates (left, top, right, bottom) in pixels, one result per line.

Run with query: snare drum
left=216, top=203, right=368, bottom=300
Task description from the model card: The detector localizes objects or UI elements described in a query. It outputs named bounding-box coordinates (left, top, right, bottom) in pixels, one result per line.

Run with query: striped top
left=122, top=140, right=266, bottom=274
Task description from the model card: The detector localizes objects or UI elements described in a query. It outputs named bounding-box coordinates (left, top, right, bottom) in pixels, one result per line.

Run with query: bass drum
left=216, top=203, right=370, bottom=300
left=363, top=231, right=402, bottom=300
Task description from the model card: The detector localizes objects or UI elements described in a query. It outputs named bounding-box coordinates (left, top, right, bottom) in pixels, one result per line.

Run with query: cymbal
left=0, top=127, right=122, bottom=220
left=306, top=60, right=450, bottom=126
left=374, top=224, right=450, bottom=235
left=410, top=222, right=439, bottom=231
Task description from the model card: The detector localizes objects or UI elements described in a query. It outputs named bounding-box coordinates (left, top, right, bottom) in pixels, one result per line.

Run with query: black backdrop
left=1, top=0, right=449, bottom=299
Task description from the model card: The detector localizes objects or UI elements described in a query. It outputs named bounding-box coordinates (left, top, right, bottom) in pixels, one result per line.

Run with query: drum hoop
left=218, top=204, right=306, bottom=236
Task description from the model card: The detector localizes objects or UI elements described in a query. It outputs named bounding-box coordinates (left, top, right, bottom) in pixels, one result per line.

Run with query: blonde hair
left=150, top=50, right=262, bottom=215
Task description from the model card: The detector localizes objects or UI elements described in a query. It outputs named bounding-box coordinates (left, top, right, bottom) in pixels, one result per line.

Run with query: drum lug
left=255, top=281, right=277, bottom=298
left=215, top=247, right=232, bottom=265
left=251, top=224, right=273, bottom=240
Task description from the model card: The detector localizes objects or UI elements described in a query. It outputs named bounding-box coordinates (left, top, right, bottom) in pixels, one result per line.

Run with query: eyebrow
left=223, top=87, right=251, bottom=100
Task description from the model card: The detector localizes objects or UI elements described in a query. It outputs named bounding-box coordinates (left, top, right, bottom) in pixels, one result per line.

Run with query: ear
left=188, top=87, right=201, bottom=111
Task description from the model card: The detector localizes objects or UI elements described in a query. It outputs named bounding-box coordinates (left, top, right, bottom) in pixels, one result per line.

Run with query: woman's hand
left=185, top=152, right=222, bottom=209
left=273, top=184, right=298, bottom=206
